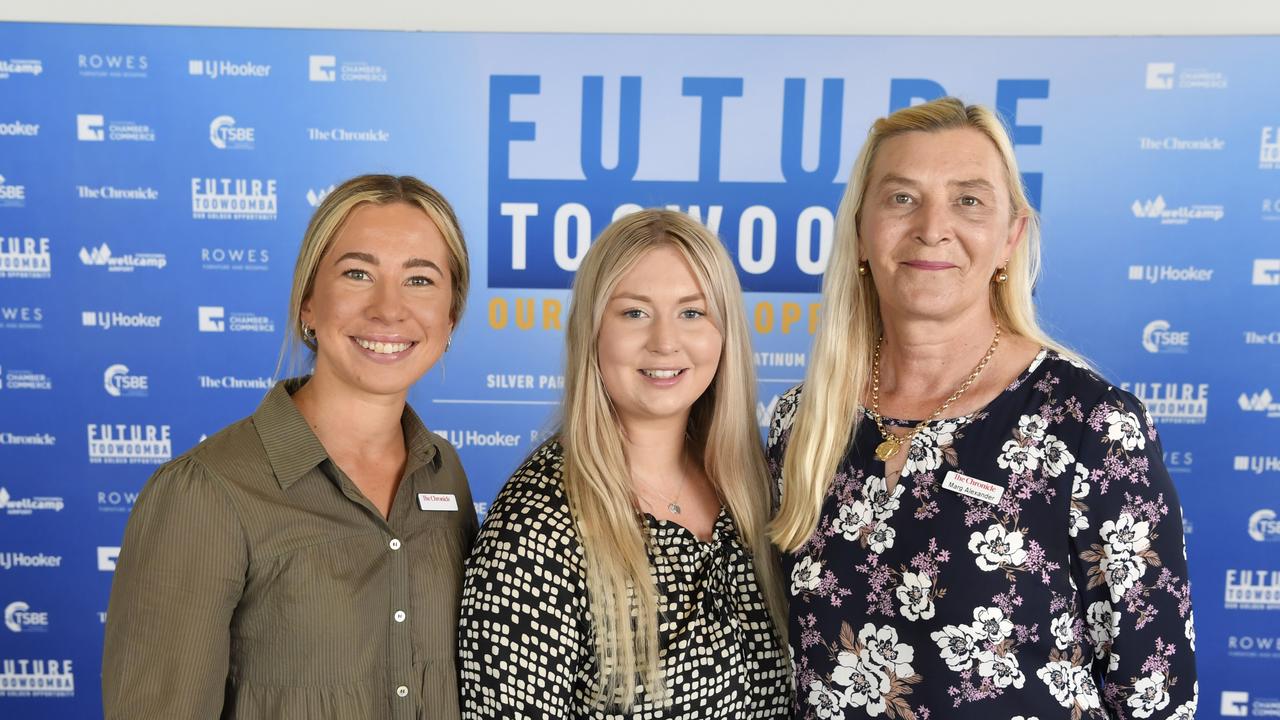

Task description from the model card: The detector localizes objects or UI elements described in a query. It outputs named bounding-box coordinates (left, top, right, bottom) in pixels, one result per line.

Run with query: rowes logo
left=86, top=423, right=172, bottom=464
left=0, top=658, right=74, bottom=698
left=1235, top=455, right=1280, bottom=474
left=1250, top=509, right=1280, bottom=542
left=0, top=58, right=43, bottom=79
left=1225, top=568, right=1280, bottom=610
left=306, top=185, right=335, bottom=207
left=1141, top=320, right=1189, bottom=354
left=4, top=601, right=49, bottom=633
left=96, top=546, right=120, bottom=571
left=1264, top=198, right=1280, bottom=223
left=0, top=121, right=39, bottom=137
left=1261, top=127, right=1280, bottom=170
left=308, top=54, right=387, bottom=83
left=78, top=52, right=148, bottom=78
left=76, top=184, right=159, bottom=201
left=200, top=247, right=269, bottom=272
left=75, top=113, right=155, bottom=142
left=0, top=487, right=64, bottom=516
left=1239, top=389, right=1280, bottom=418
left=97, top=489, right=139, bottom=513
left=82, top=310, right=162, bottom=331
left=79, top=243, right=167, bottom=272
left=103, top=364, right=148, bottom=398
left=209, top=115, right=255, bottom=150
left=1130, top=195, right=1223, bottom=224
left=1163, top=449, right=1193, bottom=474
left=0, top=552, right=61, bottom=570
left=1228, top=634, right=1280, bottom=660
left=0, top=366, right=52, bottom=391
left=0, top=306, right=42, bottom=330
left=191, top=177, right=277, bottom=221
left=198, top=305, right=275, bottom=333
left=1119, top=381, right=1208, bottom=424
left=0, top=173, right=26, bottom=207
left=1145, top=61, right=1227, bottom=90
left=188, top=59, right=271, bottom=79
left=1127, top=264, right=1213, bottom=284
left=1254, top=259, right=1280, bottom=286
left=1138, top=135, right=1224, bottom=151
left=0, top=236, right=50, bottom=279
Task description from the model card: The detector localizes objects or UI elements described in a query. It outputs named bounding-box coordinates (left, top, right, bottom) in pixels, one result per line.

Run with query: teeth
left=356, top=338, right=412, bottom=354
left=641, top=369, right=682, bottom=379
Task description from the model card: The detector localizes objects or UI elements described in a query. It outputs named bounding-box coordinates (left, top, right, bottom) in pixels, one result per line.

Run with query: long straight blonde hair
left=769, top=97, right=1082, bottom=552
left=559, top=209, right=786, bottom=708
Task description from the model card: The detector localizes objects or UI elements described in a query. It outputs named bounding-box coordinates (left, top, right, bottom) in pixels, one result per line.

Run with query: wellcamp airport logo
left=75, top=113, right=155, bottom=142
left=0, top=120, right=39, bottom=137
left=188, top=58, right=270, bottom=79
left=191, top=177, right=277, bottom=221
left=1141, top=320, right=1189, bottom=354
left=0, top=658, right=75, bottom=698
left=198, top=305, right=276, bottom=333
left=0, top=173, right=26, bottom=207
left=1238, top=389, right=1280, bottom=418
left=0, top=366, right=53, bottom=391
left=4, top=600, right=49, bottom=633
left=82, top=309, right=161, bottom=331
left=103, top=364, right=148, bottom=398
left=0, top=236, right=50, bottom=279
left=0, top=487, right=63, bottom=516
left=87, top=423, right=172, bottom=465
left=79, top=243, right=166, bottom=272
left=1254, top=259, right=1280, bottom=286
left=1130, top=195, right=1223, bottom=224
left=1120, top=381, right=1208, bottom=424
left=209, top=115, right=255, bottom=150
left=0, top=58, right=43, bottom=79
left=1127, top=264, right=1213, bottom=284
left=1249, top=509, right=1280, bottom=542
left=306, top=185, right=335, bottom=207
left=1145, top=61, right=1227, bottom=90
left=308, top=54, right=387, bottom=83
left=1261, top=127, right=1280, bottom=170
left=78, top=51, right=147, bottom=78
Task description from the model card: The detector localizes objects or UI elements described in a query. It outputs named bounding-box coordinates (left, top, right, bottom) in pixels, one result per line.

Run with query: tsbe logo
left=79, top=243, right=166, bottom=272
left=1130, top=195, right=1223, bottom=224
left=1127, top=264, right=1213, bottom=284
left=0, top=173, right=26, bottom=207
left=0, top=487, right=64, bottom=516
left=1249, top=510, right=1280, bottom=542
left=0, top=366, right=52, bottom=391
left=0, top=306, right=42, bottom=330
left=1119, top=381, right=1208, bottom=424
left=76, top=184, right=159, bottom=201
left=81, top=310, right=162, bottom=331
left=4, top=601, right=48, bottom=633
left=307, top=127, right=391, bottom=142
left=1144, top=61, right=1227, bottom=90
left=1141, top=320, right=1189, bottom=354
left=198, top=305, right=275, bottom=333
left=0, top=236, right=50, bottom=279
left=1262, top=127, right=1280, bottom=170
left=0, top=121, right=39, bottom=137
left=0, top=58, right=43, bottom=79
left=96, top=546, right=120, bottom=571
left=1235, top=455, right=1280, bottom=474
left=1254, top=259, right=1280, bottom=286
left=0, top=658, right=74, bottom=698
left=86, top=423, right=172, bottom=465
left=1225, top=568, right=1280, bottom=610
left=306, top=185, right=335, bottom=207
left=78, top=51, right=148, bottom=78
left=188, top=59, right=271, bottom=79
left=200, top=247, right=269, bottom=272
left=0, top=551, right=62, bottom=570
left=307, top=53, right=386, bottom=83
left=1238, top=389, right=1280, bottom=418
left=75, top=113, right=155, bottom=142
left=190, top=177, right=277, bottom=221
left=103, top=364, right=148, bottom=398
left=209, top=115, right=255, bottom=150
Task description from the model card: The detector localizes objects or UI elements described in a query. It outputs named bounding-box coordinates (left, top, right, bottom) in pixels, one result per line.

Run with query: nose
left=912, top=197, right=952, bottom=247
left=646, top=314, right=678, bottom=354
left=367, top=279, right=408, bottom=324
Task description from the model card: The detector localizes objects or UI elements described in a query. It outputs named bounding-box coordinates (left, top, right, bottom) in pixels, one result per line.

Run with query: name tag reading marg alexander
left=417, top=493, right=458, bottom=512
left=942, top=470, right=1005, bottom=505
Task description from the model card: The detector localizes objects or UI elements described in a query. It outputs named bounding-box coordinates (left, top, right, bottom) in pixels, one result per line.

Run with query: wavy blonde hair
left=559, top=209, right=786, bottom=708
left=769, top=97, right=1082, bottom=551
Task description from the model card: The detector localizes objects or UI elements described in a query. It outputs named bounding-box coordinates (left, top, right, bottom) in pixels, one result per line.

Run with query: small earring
left=445, top=336, right=452, bottom=352
left=994, top=266, right=1009, bottom=284
left=301, top=322, right=316, bottom=341
left=858, top=261, right=869, bottom=276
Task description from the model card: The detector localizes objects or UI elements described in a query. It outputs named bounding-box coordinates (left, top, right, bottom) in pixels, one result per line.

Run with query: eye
left=343, top=268, right=371, bottom=281
left=892, top=193, right=913, bottom=205
left=406, top=275, right=435, bottom=287
left=679, top=308, right=706, bottom=320
left=958, top=195, right=981, bottom=207
left=622, top=308, right=647, bottom=319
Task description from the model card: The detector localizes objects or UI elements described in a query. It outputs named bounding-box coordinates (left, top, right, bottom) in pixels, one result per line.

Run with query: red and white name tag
left=942, top=471, right=1005, bottom=505
left=417, top=493, right=458, bottom=512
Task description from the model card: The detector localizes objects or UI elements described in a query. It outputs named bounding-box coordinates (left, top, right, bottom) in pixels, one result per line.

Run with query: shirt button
left=389, top=538, right=401, bottom=550
left=394, top=610, right=406, bottom=623
left=396, top=685, right=408, bottom=698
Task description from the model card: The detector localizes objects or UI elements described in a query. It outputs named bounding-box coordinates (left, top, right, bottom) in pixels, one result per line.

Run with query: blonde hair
left=278, top=174, right=470, bottom=375
left=769, top=97, right=1083, bottom=551
left=558, top=209, right=786, bottom=708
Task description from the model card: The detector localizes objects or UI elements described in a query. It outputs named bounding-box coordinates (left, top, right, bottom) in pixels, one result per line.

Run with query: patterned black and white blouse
left=458, top=441, right=791, bottom=719
left=771, top=350, right=1196, bottom=720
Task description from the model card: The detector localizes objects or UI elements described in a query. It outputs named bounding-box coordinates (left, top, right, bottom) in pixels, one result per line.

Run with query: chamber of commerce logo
left=1239, top=389, right=1280, bottom=418
left=75, top=113, right=155, bottom=142
left=96, top=546, right=119, bottom=571
left=0, top=366, right=52, bottom=391
left=198, top=305, right=275, bottom=333
left=1138, top=135, right=1224, bottom=151
left=1127, top=264, right=1213, bottom=284
left=0, top=236, right=50, bottom=279
left=1145, top=61, right=1227, bottom=90
left=97, top=489, right=139, bottom=513
left=198, top=375, right=273, bottom=390
left=1261, top=127, right=1280, bottom=170
left=1130, top=195, right=1223, bottom=224
left=307, top=127, right=390, bottom=142
left=200, top=247, right=269, bottom=271
left=0, top=121, right=39, bottom=137
left=0, top=658, right=74, bottom=698
left=0, top=58, right=43, bottom=79
left=82, top=310, right=161, bottom=330
left=1144, top=62, right=1174, bottom=89
left=79, top=243, right=166, bottom=272
left=1141, top=320, right=1189, bottom=354
left=4, top=601, right=48, bottom=633
left=1120, top=381, right=1208, bottom=424
left=78, top=52, right=148, bottom=78
left=188, top=58, right=271, bottom=79
left=1235, top=455, right=1280, bottom=474
left=0, top=487, right=63, bottom=516
left=1254, top=259, right=1280, bottom=286
left=1225, top=568, right=1280, bottom=610
left=76, top=184, right=159, bottom=201
left=0, top=306, right=42, bottom=330
left=1222, top=691, right=1250, bottom=717
left=103, top=364, right=148, bottom=397
left=1250, top=509, right=1280, bottom=542
left=306, top=185, right=335, bottom=207
left=307, top=53, right=386, bottom=83
left=0, top=173, right=26, bottom=207
left=209, top=115, right=255, bottom=150
left=0, top=552, right=61, bottom=570
left=86, top=423, right=171, bottom=464
left=191, top=177, right=277, bottom=221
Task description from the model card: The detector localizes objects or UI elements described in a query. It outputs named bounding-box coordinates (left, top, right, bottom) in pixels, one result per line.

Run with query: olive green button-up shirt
left=103, top=379, right=478, bottom=720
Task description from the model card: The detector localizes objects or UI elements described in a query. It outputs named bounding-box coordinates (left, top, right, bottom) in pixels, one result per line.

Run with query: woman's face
left=596, top=245, right=723, bottom=434
left=301, top=201, right=454, bottom=398
left=858, top=127, right=1026, bottom=325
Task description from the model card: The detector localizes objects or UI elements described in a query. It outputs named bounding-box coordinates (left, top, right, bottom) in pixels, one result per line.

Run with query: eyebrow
left=334, top=252, right=443, bottom=274
left=875, top=174, right=997, bottom=193
left=613, top=292, right=705, bottom=304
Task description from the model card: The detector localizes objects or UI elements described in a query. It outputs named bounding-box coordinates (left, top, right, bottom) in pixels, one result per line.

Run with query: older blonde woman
left=458, top=209, right=790, bottom=718
left=103, top=175, right=477, bottom=719
left=770, top=98, right=1195, bottom=719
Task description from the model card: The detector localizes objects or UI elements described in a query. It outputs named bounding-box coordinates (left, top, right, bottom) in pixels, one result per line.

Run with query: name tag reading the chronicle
left=942, top=471, right=1005, bottom=505
left=417, top=493, right=458, bottom=512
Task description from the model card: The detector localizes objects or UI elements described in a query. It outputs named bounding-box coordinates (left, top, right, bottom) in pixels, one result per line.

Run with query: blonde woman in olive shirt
left=103, top=175, right=476, bottom=720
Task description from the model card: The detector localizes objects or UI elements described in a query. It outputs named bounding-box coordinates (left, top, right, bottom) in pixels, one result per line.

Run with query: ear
left=1003, top=214, right=1029, bottom=261
left=300, top=296, right=314, bottom=327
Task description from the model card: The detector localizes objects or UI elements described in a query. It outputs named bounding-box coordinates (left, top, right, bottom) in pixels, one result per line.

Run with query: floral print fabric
left=771, top=351, right=1196, bottom=720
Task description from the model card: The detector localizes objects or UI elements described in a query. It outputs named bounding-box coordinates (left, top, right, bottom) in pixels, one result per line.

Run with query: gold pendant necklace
left=870, top=323, right=1002, bottom=462
left=634, top=459, right=689, bottom=515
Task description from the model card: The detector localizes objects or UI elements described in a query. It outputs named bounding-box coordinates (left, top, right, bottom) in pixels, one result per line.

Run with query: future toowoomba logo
left=86, top=423, right=171, bottom=465
left=0, top=236, right=49, bottom=278
left=190, top=177, right=277, bottom=221
left=0, top=658, right=74, bottom=698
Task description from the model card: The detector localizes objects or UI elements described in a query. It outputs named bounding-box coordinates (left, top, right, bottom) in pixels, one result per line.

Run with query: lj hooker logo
left=86, top=423, right=171, bottom=465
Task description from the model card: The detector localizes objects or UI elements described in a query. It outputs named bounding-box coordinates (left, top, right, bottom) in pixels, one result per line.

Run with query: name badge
left=942, top=470, right=1005, bottom=505
left=417, top=493, right=458, bottom=512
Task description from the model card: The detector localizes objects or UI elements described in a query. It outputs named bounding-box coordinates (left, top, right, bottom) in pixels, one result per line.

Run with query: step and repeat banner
left=0, top=22, right=1277, bottom=718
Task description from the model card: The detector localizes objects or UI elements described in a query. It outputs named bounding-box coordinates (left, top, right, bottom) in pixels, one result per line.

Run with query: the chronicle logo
left=1261, top=127, right=1280, bottom=170
left=4, top=601, right=49, bottom=633
left=1239, top=389, right=1280, bottom=418
left=306, top=185, right=335, bottom=207
left=188, top=58, right=271, bottom=79
left=1138, top=136, right=1224, bottom=151
left=0, top=552, right=61, bottom=570
left=190, top=177, right=277, bottom=221
left=308, top=53, right=387, bottom=83
left=0, top=306, right=42, bottom=330
left=1120, top=381, right=1208, bottom=424
left=1243, top=330, right=1280, bottom=345
left=0, top=121, right=39, bottom=137
left=1144, top=61, right=1227, bottom=90
left=0, top=366, right=53, bottom=391
left=0, top=658, right=74, bottom=698
left=78, top=52, right=148, bottom=78
left=75, top=113, right=155, bottom=142
left=1235, top=455, right=1280, bottom=474
left=209, top=115, right=255, bottom=150
left=198, top=375, right=273, bottom=390
left=307, top=127, right=391, bottom=142
left=1254, top=259, right=1280, bottom=286
left=1127, top=264, right=1213, bottom=284
left=81, top=310, right=162, bottom=331
left=1130, top=195, right=1224, bottom=224
left=1141, top=320, right=1189, bottom=354
left=0, top=58, right=43, bottom=79
left=0, top=487, right=64, bottom=516
left=1249, top=509, right=1280, bottom=542
left=76, top=184, right=159, bottom=201
left=0, top=236, right=50, bottom=279
left=0, top=173, right=26, bottom=207
left=1225, top=568, right=1280, bottom=610
left=79, top=243, right=167, bottom=272
left=198, top=305, right=276, bottom=333
left=103, top=364, right=148, bottom=398
left=87, top=423, right=172, bottom=465
left=0, top=432, right=55, bottom=448
left=200, top=247, right=269, bottom=271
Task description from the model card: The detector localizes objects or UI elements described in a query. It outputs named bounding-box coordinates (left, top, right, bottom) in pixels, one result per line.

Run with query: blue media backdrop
left=0, top=22, right=1278, bottom=718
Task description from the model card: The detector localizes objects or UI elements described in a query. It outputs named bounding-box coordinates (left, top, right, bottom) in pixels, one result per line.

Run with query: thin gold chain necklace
left=869, top=323, right=1002, bottom=462
left=633, top=459, right=689, bottom=515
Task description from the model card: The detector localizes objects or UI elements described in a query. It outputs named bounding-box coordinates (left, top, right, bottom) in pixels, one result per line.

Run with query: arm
left=102, top=457, right=248, bottom=720
left=1072, top=389, right=1197, bottom=719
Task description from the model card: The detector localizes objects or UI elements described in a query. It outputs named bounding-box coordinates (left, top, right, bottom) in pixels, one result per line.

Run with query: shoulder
left=1023, top=350, right=1118, bottom=410
left=479, top=441, right=577, bottom=545
left=142, top=415, right=261, bottom=498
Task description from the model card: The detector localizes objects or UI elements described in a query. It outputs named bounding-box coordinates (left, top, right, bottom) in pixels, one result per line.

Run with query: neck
left=877, top=306, right=1000, bottom=398
left=620, top=414, right=691, bottom=481
left=291, top=367, right=408, bottom=457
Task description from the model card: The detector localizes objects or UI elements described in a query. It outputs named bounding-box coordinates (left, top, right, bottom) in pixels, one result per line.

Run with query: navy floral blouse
left=769, top=350, right=1197, bottom=720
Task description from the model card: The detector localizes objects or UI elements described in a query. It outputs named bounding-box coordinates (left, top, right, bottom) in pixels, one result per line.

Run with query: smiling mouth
left=353, top=337, right=416, bottom=354
left=639, top=368, right=686, bottom=379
